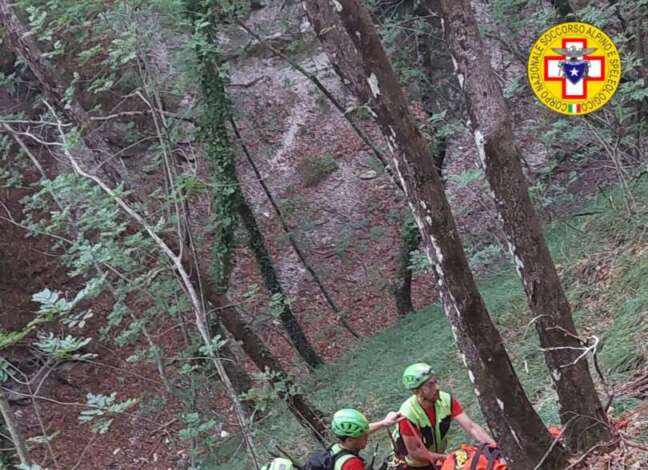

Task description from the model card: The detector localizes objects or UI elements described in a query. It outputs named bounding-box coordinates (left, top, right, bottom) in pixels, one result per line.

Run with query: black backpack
left=302, top=446, right=360, bottom=470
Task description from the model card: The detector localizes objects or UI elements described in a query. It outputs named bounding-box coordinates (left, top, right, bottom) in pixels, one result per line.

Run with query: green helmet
left=261, top=458, right=294, bottom=470
left=402, top=362, right=435, bottom=390
left=331, top=408, right=369, bottom=438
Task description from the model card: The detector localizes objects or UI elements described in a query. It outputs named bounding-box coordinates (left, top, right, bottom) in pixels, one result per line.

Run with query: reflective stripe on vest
left=331, top=444, right=361, bottom=470
left=393, top=392, right=452, bottom=467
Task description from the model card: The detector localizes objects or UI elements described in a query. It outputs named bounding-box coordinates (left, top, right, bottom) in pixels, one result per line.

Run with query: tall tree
left=302, top=0, right=567, bottom=467
left=185, top=0, right=323, bottom=368
left=438, top=0, right=612, bottom=451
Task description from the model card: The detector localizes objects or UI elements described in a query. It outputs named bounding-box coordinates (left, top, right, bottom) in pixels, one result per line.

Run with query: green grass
left=208, top=177, right=648, bottom=469
left=298, top=154, right=339, bottom=187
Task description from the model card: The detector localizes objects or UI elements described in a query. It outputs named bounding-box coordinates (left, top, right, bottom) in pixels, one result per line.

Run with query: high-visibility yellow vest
left=392, top=392, right=453, bottom=467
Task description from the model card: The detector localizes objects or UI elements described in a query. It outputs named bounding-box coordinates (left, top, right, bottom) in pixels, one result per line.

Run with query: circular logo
left=527, top=22, right=621, bottom=116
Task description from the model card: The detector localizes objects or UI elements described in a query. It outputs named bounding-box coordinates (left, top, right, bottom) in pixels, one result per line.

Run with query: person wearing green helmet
left=326, top=408, right=402, bottom=470
left=261, top=457, right=294, bottom=470
left=392, top=363, right=495, bottom=469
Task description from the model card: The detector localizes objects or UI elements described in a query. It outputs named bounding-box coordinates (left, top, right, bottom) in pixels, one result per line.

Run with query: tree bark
left=0, top=0, right=125, bottom=185
left=237, top=199, right=324, bottom=368
left=394, top=214, right=420, bottom=316
left=205, top=284, right=328, bottom=444
left=0, top=389, right=30, bottom=467
left=209, top=315, right=254, bottom=404
left=438, top=0, right=612, bottom=452
left=303, top=0, right=568, bottom=467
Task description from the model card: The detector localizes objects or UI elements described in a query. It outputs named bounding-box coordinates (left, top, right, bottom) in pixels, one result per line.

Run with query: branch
left=0, top=388, right=31, bottom=466
left=43, top=100, right=260, bottom=467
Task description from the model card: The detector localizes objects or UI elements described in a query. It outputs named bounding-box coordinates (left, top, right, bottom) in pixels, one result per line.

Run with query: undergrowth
left=209, top=177, right=648, bottom=468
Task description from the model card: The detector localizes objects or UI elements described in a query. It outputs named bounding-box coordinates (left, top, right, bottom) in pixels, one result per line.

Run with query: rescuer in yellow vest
left=392, top=363, right=495, bottom=469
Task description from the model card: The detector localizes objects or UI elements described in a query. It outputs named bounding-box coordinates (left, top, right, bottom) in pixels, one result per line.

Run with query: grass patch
left=209, top=177, right=648, bottom=468
left=298, top=154, right=339, bottom=187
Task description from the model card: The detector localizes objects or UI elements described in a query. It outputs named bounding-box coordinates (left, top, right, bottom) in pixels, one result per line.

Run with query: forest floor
left=2, top=2, right=647, bottom=469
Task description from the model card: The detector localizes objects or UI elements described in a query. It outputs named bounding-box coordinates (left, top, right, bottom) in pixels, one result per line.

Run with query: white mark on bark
left=474, top=387, right=480, bottom=397
left=507, top=240, right=526, bottom=280
left=510, top=429, right=522, bottom=448
left=431, top=237, right=444, bottom=265
left=393, top=159, right=408, bottom=196
left=425, top=215, right=432, bottom=225
left=388, top=135, right=398, bottom=151
left=355, top=31, right=361, bottom=39
left=449, top=55, right=464, bottom=88
left=331, top=0, right=343, bottom=12
left=552, top=368, right=561, bottom=382
left=468, top=369, right=475, bottom=383
left=460, top=353, right=468, bottom=367
left=367, top=73, right=380, bottom=98
left=367, top=107, right=377, bottom=118
left=497, top=398, right=504, bottom=411
left=421, top=201, right=427, bottom=210
left=473, top=129, right=487, bottom=169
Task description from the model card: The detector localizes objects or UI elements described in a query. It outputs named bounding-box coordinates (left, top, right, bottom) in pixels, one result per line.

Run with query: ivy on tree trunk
left=186, top=0, right=323, bottom=369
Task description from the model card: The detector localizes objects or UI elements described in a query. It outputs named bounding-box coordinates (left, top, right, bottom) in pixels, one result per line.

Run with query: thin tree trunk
left=303, top=1, right=568, bottom=467
left=237, top=199, right=324, bottom=368
left=0, top=389, right=30, bottom=467
left=205, top=284, right=328, bottom=444
left=438, top=0, right=612, bottom=452
left=230, top=118, right=360, bottom=339
left=394, top=214, right=420, bottom=316
left=209, top=316, right=254, bottom=405
left=0, top=0, right=124, bottom=185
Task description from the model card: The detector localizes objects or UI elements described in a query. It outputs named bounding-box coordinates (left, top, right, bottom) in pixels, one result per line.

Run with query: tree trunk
left=209, top=316, right=254, bottom=405
left=0, top=389, right=30, bottom=467
left=237, top=199, right=323, bottom=368
left=438, top=0, right=612, bottom=452
left=207, top=287, right=328, bottom=443
left=0, top=0, right=125, bottom=185
left=231, top=118, right=360, bottom=339
left=303, top=1, right=568, bottom=467
left=394, top=214, right=420, bottom=316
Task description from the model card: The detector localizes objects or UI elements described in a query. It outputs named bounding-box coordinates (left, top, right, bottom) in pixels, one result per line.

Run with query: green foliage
left=467, top=244, right=504, bottom=272
left=240, top=369, right=304, bottom=414
left=447, top=167, right=485, bottom=188
left=197, top=334, right=228, bottom=356
left=298, top=154, right=339, bottom=187
left=79, top=392, right=138, bottom=434
left=179, top=412, right=220, bottom=442
left=35, top=332, right=94, bottom=361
